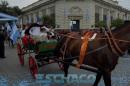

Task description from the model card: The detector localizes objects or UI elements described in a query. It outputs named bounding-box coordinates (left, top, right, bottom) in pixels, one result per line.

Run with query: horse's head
left=113, top=21, right=130, bottom=55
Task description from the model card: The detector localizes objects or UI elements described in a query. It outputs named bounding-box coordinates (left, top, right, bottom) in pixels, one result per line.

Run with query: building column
left=46, top=8, right=50, bottom=15
left=39, top=11, right=42, bottom=18
left=24, top=16, right=27, bottom=24
left=19, top=17, right=23, bottom=28
left=113, top=11, right=116, bottom=20
left=90, top=3, right=96, bottom=28
left=107, top=10, right=111, bottom=28
left=28, top=15, right=31, bottom=24
left=100, top=7, right=104, bottom=21
left=126, top=14, right=128, bottom=20
left=33, top=13, right=36, bottom=23
left=115, top=11, right=118, bottom=19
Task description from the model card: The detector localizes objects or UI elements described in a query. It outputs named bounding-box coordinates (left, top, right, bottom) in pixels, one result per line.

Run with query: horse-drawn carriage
left=17, top=24, right=63, bottom=78
left=16, top=22, right=130, bottom=86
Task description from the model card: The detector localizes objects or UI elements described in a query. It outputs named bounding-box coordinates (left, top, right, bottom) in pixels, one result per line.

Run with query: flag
left=5, top=23, right=11, bottom=32
left=10, top=22, right=20, bottom=44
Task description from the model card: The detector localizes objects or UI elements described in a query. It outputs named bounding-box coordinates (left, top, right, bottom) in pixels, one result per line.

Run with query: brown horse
left=54, top=22, right=130, bottom=86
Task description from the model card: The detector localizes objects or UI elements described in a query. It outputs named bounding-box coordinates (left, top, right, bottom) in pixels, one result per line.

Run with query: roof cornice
left=22, top=0, right=130, bottom=14
left=93, top=0, right=130, bottom=13
left=22, top=0, right=56, bottom=13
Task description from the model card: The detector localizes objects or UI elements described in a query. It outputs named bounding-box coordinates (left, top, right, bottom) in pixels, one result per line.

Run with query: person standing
left=0, top=28, right=5, bottom=58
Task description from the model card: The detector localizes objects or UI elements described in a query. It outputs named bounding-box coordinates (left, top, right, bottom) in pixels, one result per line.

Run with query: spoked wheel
left=17, top=43, right=24, bottom=66
left=58, top=57, right=64, bottom=70
left=29, top=56, right=38, bottom=79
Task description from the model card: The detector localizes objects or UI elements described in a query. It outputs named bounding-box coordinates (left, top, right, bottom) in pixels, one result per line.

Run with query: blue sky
left=6, top=0, right=130, bottom=10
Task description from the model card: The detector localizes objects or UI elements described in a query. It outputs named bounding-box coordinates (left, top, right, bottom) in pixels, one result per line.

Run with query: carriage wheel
left=17, top=43, right=24, bottom=66
left=58, top=57, right=64, bottom=70
left=29, top=56, right=38, bottom=79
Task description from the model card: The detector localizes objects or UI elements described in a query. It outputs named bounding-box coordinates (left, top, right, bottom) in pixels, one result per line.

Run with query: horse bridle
left=104, top=28, right=124, bottom=56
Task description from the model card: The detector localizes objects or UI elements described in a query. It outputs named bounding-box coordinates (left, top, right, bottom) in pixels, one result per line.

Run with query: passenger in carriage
left=40, top=26, right=49, bottom=41
left=21, top=24, right=34, bottom=47
left=21, top=23, right=41, bottom=46
left=41, top=26, right=55, bottom=39
left=28, top=24, right=49, bottom=41
left=21, top=23, right=55, bottom=47
left=28, top=24, right=54, bottom=40
left=41, top=26, right=53, bottom=39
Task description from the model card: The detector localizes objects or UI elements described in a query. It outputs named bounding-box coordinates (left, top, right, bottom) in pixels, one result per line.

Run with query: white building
left=19, top=0, right=130, bottom=31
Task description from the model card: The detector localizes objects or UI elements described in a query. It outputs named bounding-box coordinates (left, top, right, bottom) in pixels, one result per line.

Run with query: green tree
left=13, top=6, right=22, bottom=15
left=95, top=21, right=107, bottom=28
left=0, top=0, right=22, bottom=16
left=42, top=14, right=55, bottom=28
left=111, top=18, right=124, bottom=28
left=95, top=21, right=107, bottom=33
left=0, top=0, right=8, bottom=8
left=0, top=0, right=8, bottom=13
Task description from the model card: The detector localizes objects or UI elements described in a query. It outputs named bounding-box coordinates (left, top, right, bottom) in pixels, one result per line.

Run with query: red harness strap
left=77, top=32, right=93, bottom=68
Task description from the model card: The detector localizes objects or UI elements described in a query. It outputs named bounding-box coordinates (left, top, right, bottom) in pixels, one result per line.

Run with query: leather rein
left=57, top=30, right=130, bottom=68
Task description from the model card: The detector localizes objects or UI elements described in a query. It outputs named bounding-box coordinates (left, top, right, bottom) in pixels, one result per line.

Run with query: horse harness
left=59, top=29, right=129, bottom=68
left=104, top=28, right=124, bottom=56
left=59, top=32, right=96, bottom=68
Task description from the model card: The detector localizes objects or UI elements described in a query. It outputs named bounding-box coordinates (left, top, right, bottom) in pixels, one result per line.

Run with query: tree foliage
left=42, top=14, right=55, bottom=28
left=0, top=0, right=22, bottom=16
left=111, top=18, right=124, bottom=28
left=95, top=21, right=107, bottom=28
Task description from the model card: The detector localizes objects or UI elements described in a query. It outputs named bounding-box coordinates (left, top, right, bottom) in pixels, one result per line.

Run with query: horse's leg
left=63, top=63, right=69, bottom=77
left=63, top=57, right=73, bottom=77
left=102, top=71, right=111, bottom=86
left=93, top=71, right=102, bottom=86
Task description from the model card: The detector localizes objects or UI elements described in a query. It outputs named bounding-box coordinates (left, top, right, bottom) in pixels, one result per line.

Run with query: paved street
left=0, top=43, right=130, bottom=86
